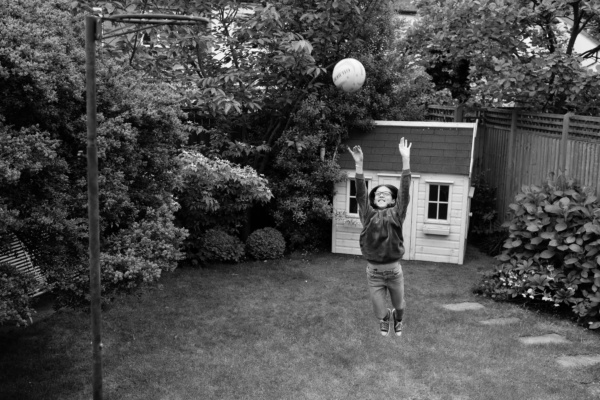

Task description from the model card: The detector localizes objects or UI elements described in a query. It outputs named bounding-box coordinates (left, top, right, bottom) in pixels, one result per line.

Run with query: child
left=347, top=138, right=411, bottom=337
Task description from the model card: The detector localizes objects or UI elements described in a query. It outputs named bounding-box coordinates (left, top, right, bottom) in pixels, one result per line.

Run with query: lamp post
left=85, top=11, right=208, bottom=400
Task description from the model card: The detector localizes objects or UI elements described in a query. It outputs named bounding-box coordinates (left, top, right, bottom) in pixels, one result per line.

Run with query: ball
left=332, top=58, right=366, bottom=93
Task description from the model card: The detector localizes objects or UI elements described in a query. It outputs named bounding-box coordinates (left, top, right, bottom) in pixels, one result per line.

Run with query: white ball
left=332, top=58, right=366, bottom=93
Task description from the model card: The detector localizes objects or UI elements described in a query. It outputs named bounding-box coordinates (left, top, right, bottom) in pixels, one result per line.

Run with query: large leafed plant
left=477, top=172, right=600, bottom=329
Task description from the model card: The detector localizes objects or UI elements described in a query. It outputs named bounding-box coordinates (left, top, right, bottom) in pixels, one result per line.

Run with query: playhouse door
left=377, top=175, right=415, bottom=260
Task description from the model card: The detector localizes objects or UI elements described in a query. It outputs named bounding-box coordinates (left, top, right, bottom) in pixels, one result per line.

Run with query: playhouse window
left=348, top=179, right=369, bottom=214
left=427, top=184, right=450, bottom=220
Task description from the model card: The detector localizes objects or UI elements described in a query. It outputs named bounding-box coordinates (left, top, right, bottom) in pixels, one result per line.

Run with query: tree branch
left=255, top=59, right=338, bottom=173
left=581, top=44, right=600, bottom=59
left=129, top=0, right=150, bottom=66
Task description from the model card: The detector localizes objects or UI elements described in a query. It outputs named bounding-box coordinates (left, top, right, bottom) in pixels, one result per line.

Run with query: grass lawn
left=2, top=245, right=600, bottom=399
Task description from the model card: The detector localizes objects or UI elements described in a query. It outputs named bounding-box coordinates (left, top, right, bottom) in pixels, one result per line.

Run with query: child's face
left=374, top=188, right=395, bottom=209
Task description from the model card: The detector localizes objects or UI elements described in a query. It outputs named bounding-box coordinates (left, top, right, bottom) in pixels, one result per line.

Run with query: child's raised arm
left=396, top=138, right=412, bottom=219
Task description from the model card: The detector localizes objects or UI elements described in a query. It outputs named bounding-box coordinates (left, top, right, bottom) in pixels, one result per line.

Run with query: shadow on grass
left=0, top=311, right=90, bottom=400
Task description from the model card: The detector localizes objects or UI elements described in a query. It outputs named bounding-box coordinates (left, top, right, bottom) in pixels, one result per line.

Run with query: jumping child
left=347, top=138, right=411, bottom=336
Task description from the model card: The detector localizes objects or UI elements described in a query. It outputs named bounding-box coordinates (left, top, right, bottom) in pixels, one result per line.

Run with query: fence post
left=454, top=105, right=464, bottom=122
left=560, top=112, right=572, bottom=173
left=474, top=117, right=485, bottom=175
left=503, top=108, right=518, bottom=222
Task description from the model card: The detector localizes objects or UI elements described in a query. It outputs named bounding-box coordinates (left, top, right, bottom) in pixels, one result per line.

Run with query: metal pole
left=85, top=15, right=103, bottom=400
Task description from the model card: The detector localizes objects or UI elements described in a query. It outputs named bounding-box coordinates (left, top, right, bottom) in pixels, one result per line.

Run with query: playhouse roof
left=340, top=121, right=477, bottom=176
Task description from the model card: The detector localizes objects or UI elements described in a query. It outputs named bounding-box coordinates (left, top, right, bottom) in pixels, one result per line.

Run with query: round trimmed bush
left=198, top=229, right=245, bottom=263
left=246, top=228, right=286, bottom=260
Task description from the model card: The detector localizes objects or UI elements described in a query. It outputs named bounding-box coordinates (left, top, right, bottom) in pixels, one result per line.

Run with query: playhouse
left=332, top=121, right=478, bottom=265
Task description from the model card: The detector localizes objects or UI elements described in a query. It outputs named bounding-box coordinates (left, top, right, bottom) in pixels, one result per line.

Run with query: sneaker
left=379, top=309, right=391, bottom=336
left=392, top=309, right=403, bottom=337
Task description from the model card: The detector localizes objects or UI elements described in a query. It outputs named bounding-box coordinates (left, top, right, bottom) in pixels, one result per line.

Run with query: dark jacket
left=355, top=170, right=411, bottom=264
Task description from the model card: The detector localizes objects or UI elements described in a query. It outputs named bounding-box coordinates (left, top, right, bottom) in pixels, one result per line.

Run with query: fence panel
left=425, top=105, right=456, bottom=122
left=515, top=130, right=561, bottom=185
left=428, top=105, right=600, bottom=225
left=568, top=138, right=600, bottom=192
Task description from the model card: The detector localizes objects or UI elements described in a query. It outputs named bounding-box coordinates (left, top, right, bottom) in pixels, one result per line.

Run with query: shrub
left=197, top=229, right=245, bottom=263
left=1, top=1, right=190, bottom=309
left=51, top=201, right=188, bottom=309
left=476, top=230, right=510, bottom=257
left=269, top=101, right=346, bottom=251
left=176, top=150, right=273, bottom=246
left=469, top=171, right=499, bottom=236
left=246, top=228, right=286, bottom=260
left=0, top=263, right=39, bottom=326
left=475, top=172, right=600, bottom=329
left=468, top=171, right=505, bottom=256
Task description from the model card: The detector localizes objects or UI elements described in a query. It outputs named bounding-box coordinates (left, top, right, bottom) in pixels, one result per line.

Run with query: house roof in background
left=340, top=121, right=477, bottom=176
left=558, top=17, right=600, bottom=44
left=394, top=0, right=418, bottom=13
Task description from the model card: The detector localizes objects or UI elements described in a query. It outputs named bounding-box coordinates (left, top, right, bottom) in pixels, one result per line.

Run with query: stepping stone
left=442, top=302, right=485, bottom=311
left=556, top=355, right=600, bottom=368
left=518, top=333, right=571, bottom=345
left=479, top=317, right=521, bottom=326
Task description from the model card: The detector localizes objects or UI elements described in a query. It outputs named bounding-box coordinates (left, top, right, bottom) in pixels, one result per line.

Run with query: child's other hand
left=348, top=145, right=363, bottom=163
left=399, top=137, right=412, bottom=158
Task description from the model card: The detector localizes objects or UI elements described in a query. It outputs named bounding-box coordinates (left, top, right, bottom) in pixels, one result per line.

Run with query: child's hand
left=399, top=137, right=411, bottom=158
left=347, top=145, right=363, bottom=163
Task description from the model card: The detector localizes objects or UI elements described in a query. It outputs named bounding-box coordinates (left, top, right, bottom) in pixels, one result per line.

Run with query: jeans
left=366, top=263, right=405, bottom=321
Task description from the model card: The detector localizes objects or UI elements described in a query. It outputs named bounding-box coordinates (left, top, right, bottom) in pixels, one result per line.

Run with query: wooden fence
left=426, top=105, right=600, bottom=224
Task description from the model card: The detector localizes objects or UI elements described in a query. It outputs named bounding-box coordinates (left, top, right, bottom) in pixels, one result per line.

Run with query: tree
left=1, top=0, right=189, bottom=310
left=406, top=0, right=600, bottom=114
left=78, top=0, right=444, bottom=162
left=78, top=1, right=386, bottom=164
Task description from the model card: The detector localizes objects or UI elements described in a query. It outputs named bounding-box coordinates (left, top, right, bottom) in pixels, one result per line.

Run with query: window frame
left=425, top=181, right=453, bottom=225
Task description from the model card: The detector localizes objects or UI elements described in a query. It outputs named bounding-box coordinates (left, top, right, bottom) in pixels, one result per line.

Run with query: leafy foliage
left=268, top=95, right=346, bottom=250
left=196, top=229, right=245, bottom=264
left=1, top=0, right=190, bottom=309
left=469, top=171, right=499, bottom=236
left=468, top=171, right=507, bottom=256
left=246, top=227, right=286, bottom=260
left=0, top=263, right=39, bottom=326
left=407, top=0, right=600, bottom=114
left=476, top=172, right=600, bottom=329
left=177, top=150, right=273, bottom=235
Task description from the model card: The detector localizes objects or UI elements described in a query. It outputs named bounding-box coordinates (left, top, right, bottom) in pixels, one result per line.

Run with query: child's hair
left=368, top=184, right=398, bottom=209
